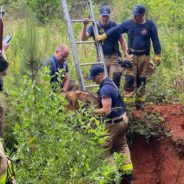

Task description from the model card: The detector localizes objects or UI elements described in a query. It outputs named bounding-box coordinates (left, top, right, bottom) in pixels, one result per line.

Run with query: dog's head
left=65, top=90, right=99, bottom=110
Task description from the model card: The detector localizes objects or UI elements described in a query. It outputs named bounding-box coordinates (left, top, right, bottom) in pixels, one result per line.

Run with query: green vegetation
left=7, top=71, right=108, bottom=184
left=1, top=0, right=184, bottom=183
left=127, top=111, right=171, bottom=143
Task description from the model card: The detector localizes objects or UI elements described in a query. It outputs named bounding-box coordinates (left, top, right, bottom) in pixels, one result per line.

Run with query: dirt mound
left=131, top=104, right=184, bottom=184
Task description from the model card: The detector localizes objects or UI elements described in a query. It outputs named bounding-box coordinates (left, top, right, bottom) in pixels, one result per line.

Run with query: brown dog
left=65, top=90, right=99, bottom=110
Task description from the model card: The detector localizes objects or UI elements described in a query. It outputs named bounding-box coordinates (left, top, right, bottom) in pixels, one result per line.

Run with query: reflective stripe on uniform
left=123, top=97, right=135, bottom=103
left=0, top=162, right=15, bottom=184
left=0, top=143, right=15, bottom=184
left=121, top=163, right=133, bottom=172
left=6, top=160, right=15, bottom=184
left=0, top=173, right=7, bottom=184
left=135, top=97, right=145, bottom=102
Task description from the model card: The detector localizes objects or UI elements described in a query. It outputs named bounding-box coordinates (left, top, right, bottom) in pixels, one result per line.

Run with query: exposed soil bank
left=131, top=104, right=184, bottom=184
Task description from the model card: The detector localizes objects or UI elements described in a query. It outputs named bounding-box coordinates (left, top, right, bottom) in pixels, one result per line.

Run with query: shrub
left=5, top=69, right=124, bottom=183
left=127, top=111, right=171, bottom=142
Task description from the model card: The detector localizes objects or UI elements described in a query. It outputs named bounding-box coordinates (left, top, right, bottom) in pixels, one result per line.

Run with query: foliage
left=1, top=0, right=184, bottom=183
left=127, top=111, right=171, bottom=142
left=21, top=11, right=42, bottom=80
left=4, top=69, right=127, bottom=183
left=146, top=67, right=178, bottom=103
left=26, top=0, right=61, bottom=24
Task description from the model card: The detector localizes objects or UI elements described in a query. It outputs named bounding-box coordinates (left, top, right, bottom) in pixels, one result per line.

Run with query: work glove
left=154, top=55, right=162, bottom=66
left=95, top=33, right=107, bottom=41
left=118, top=59, right=132, bottom=68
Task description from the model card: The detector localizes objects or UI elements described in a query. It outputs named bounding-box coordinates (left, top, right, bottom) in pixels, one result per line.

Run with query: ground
left=131, top=104, right=184, bottom=184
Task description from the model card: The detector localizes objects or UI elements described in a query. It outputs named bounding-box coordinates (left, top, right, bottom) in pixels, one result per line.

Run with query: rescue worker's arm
left=96, top=23, right=125, bottom=41
left=150, top=22, right=162, bottom=65
left=94, top=97, right=111, bottom=115
left=80, top=18, right=91, bottom=41
left=63, top=73, right=70, bottom=92
left=0, top=44, right=9, bottom=76
left=119, top=35, right=128, bottom=57
left=2, top=44, right=9, bottom=60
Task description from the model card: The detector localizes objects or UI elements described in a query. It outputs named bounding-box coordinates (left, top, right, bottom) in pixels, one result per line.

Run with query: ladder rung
left=75, top=41, right=95, bottom=44
left=80, top=62, right=104, bottom=66
left=61, top=0, right=107, bottom=91
left=70, top=19, right=94, bottom=23
left=85, top=84, right=99, bottom=88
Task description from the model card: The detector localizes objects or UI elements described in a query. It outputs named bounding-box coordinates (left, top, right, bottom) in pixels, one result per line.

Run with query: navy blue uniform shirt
left=47, top=56, right=69, bottom=87
left=98, top=78, right=126, bottom=119
left=106, top=19, right=161, bottom=55
left=87, top=20, right=122, bottom=55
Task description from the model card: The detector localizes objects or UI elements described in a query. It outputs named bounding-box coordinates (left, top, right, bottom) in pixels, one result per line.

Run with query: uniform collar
left=100, top=77, right=109, bottom=87
left=52, top=55, right=65, bottom=67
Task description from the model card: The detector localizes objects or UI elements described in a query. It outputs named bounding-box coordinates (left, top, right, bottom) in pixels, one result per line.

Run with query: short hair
left=56, top=44, right=69, bottom=53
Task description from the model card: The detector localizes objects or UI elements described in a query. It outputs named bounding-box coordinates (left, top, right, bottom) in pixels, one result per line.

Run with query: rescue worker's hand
left=154, top=55, right=162, bottom=66
left=2, top=43, right=9, bottom=51
left=119, top=59, right=132, bottom=68
left=82, top=18, right=90, bottom=26
left=95, top=33, right=107, bottom=41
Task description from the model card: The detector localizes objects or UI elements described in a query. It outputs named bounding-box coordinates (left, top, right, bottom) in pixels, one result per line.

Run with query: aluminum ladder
left=60, top=0, right=107, bottom=91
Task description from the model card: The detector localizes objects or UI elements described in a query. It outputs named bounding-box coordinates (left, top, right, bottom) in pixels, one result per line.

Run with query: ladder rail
left=70, top=19, right=93, bottom=23
left=61, top=0, right=85, bottom=91
left=87, top=0, right=108, bottom=77
left=75, top=40, right=95, bottom=44
left=61, top=0, right=108, bottom=92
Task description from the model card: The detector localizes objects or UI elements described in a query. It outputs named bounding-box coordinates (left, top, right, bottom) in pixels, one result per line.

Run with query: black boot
left=135, top=101, right=144, bottom=110
left=120, top=174, right=133, bottom=184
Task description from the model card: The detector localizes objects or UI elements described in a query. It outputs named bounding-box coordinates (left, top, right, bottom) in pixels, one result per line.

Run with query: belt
left=108, top=113, right=128, bottom=124
left=108, top=118, right=123, bottom=124
left=113, top=118, right=123, bottom=123
left=128, top=48, right=150, bottom=56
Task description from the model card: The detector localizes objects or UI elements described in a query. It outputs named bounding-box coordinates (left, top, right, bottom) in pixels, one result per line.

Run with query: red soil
left=131, top=104, right=184, bottom=184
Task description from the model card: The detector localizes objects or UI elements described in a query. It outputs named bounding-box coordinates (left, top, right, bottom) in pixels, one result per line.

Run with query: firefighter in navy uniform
left=96, top=4, right=162, bottom=110
left=89, top=65, right=133, bottom=184
left=81, top=5, right=129, bottom=88
left=45, top=44, right=71, bottom=93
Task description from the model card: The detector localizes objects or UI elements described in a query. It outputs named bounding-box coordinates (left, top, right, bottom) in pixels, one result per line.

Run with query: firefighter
left=96, top=4, right=162, bottom=110
left=45, top=44, right=71, bottom=93
left=0, top=45, right=15, bottom=184
left=0, top=44, right=9, bottom=138
left=89, top=65, right=133, bottom=184
left=80, top=5, right=129, bottom=88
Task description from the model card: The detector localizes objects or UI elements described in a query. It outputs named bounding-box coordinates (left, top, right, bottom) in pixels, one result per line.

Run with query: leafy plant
left=21, top=11, right=42, bottom=80
left=2, top=0, right=184, bottom=183
left=127, top=111, right=171, bottom=142
left=4, top=69, right=124, bottom=183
